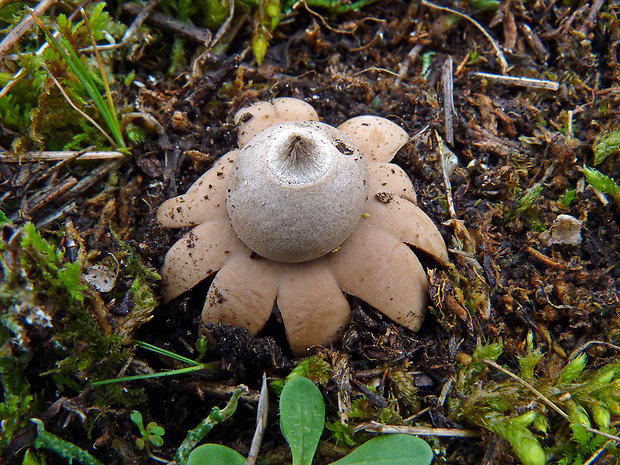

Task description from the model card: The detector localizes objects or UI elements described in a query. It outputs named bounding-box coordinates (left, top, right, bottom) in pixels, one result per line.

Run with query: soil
left=1, top=0, right=619, bottom=464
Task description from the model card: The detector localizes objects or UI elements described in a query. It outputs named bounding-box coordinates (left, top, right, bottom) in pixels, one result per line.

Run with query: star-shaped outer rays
left=157, top=98, right=448, bottom=355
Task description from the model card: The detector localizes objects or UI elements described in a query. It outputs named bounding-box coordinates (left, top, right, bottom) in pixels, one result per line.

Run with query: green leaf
left=187, top=444, right=245, bottom=465
left=587, top=402, right=610, bottom=429
left=149, top=435, right=164, bottom=447
left=22, top=450, right=40, bottom=465
left=130, top=410, right=144, bottom=431
left=147, top=422, right=166, bottom=437
left=557, top=353, right=587, bottom=384
left=593, top=130, right=620, bottom=165
left=583, top=166, right=619, bottom=196
left=517, top=185, right=542, bottom=213
left=331, top=434, right=433, bottom=465
left=280, top=376, right=325, bottom=465
left=0, top=210, right=9, bottom=226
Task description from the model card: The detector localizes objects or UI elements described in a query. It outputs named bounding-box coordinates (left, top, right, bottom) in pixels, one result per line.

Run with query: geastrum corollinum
left=158, top=98, right=448, bottom=355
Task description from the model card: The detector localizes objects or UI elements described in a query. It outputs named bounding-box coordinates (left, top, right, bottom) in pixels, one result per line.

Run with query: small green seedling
left=186, top=376, right=433, bottom=465
left=583, top=165, right=620, bottom=213
left=593, top=130, right=620, bottom=165
left=130, top=410, right=166, bottom=462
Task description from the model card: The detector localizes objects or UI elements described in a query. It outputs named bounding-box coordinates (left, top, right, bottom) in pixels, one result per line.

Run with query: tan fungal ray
left=235, top=98, right=319, bottom=148
left=160, top=220, right=248, bottom=302
left=328, top=222, right=429, bottom=332
left=276, top=260, right=351, bottom=355
left=364, top=195, right=448, bottom=264
left=157, top=151, right=238, bottom=228
left=201, top=253, right=281, bottom=335
left=273, top=98, right=319, bottom=124
left=338, top=116, right=409, bottom=163
left=367, top=161, right=417, bottom=203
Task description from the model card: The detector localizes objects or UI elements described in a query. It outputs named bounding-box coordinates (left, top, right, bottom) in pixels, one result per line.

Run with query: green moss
left=450, top=338, right=620, bottom=465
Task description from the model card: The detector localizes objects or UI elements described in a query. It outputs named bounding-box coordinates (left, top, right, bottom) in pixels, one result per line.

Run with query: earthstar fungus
left=158, top=98, right=448, bottom=355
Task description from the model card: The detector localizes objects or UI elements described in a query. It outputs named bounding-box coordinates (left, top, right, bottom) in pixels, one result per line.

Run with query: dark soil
left=1, top=0, right=619, bottom=464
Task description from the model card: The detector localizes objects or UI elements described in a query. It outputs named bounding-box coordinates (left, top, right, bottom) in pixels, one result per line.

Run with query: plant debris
left=1, top=1, right=619, bottom=464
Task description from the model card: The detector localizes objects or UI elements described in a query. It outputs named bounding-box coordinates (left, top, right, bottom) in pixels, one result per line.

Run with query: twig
left=122, top=2, right=211, bottom=45
left=472, top=72, right=559, bottom=91
left=0, top=0, right=57, bottom=59
left=394, top=43, right=424, bottom=86
left=0, top=0, right=89, bottom=99
left=303, top=0, right=356, bottom=34
left=36, top=202, right=78, bottom=229
left=583, top=440, right=613, bottom=465
left=23, top=177, right=78, bottom=215
left=569, top=340, right=620, bottom=360
left=442, top=56, right=455, bottom=146
left=353, top=67, right=399, bottom=77
left=421, top=0, right=509, bottom=74
left=83, top=0, right=163, bottom=53
left=481, top=358, right=620, bottom=443
left=435, top=131, right=457, bottom=219
left=581, top=0, right=606, bottom=34
left=210, top=0, right=235, bottom=48
left=0, top=151, right=125, bottom=162
left=333, top=352, right=352, bottom=426
left=519, top=23, right=549, bottom=63
left=58, top=159, right=124, bottom=202
left=526, top=246, right=564, bottom=268
left=355, top=421, right=480, bottom=438
left=245, top=374, right=268, bottom=465
left=437, top=378, right=453, bottom=408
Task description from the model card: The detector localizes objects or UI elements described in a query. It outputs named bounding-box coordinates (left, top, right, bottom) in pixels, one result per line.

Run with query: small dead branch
left=441, top=56, right=455, bottom=146
left=435, top=131, right=457, bottom=219
left=35, top=202, right=78, bottom=229
left=0, top=0, right=57, bottom=59
left=23, top=177, right=77, bottom=216
left=0, top=151, right=125, bottom=162
left=122, top=1, right=211, bottom=45
left=437, top=378, right=453, bottom=408
left=83, top=0, right=163, bottom=53
left=394, top=44, right=424, bottom=86
left=569, top=340, right=620, bottom=359
left=481, top=358, right=620, bottom=444
left=0, top=0, right=88, bottom=99
left=519, top=23, right=549, bottom=63
left=245, top=374, right=268, bottom=465
left=210, top=0, right=235, bottom=48
left=353, top=67, right=400, bottom=77
left=355, top=421, right=480, bottom=438
left=421, top=0, right=508, bottom=74
left=302, top=0, right=357, bottom=34
left=580, top=0, right=606, bottom=34
left=472, top=71, right=559, bottom=91
left=59, top=159, right=124, bottom=202
left=332, top=352, right=352, bottom=426
left=191, top=382, right=260, bottom=403
left=526, top=246, right=565, bottom=268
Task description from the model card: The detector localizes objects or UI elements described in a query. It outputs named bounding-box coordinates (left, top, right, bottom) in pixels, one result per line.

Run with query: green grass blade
left=134, top=340, right=202, bottom=366
left=91, top=364, right=215, bottom=386
left=59, top=37, right=124, bottom=147
left=27, top=8, right=125, bottom=148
